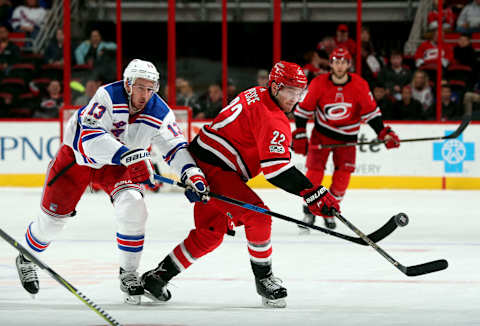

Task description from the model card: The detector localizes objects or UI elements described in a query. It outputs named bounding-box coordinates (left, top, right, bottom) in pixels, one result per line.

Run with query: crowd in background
left=0, top=0, right=479, bottom=121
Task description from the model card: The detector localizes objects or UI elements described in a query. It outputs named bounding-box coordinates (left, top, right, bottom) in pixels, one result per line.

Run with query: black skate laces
left=120, top=271, right=142, bottom=288
left=260, top=276, right=283, bottom=292
left=18, top=260, right=38, bottom=283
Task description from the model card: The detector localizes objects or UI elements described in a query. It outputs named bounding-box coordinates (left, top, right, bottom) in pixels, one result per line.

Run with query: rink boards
left=0, top=120, right=478, bottom=189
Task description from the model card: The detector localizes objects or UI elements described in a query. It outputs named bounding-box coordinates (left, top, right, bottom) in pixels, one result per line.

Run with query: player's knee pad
left=243, top=209, right=272, bottom=243
left=32, top=211, right=71, bottom=243
left=113, top=189, right=147, bottom=235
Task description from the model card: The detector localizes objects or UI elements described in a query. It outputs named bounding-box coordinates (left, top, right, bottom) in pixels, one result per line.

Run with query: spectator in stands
left=0, top=0, right=13, bottom=28
left=428, top=0, right=455, bottom=31
left=0, top=25, right=19, bottom=74
left=10, top=0, right=46, bottom=41
left=256, top=69, right=269, bottom=87
left=360, top=26, right=377, bottom=55
left=75, top=29, right=117, bottom=82
left=415, top=30, right=453, bottom=69
left=393, top=85, right=423, bottom=120
left=74, top=29, right=117, bottom=66
left=360, top=41, right=383, bottom=88
left=373, top=82, right=395, bottom=120
left=316, top=36, right=336, bottom=71
left=440, top=81, right=463, bottom=120
left=176, top=77, right=201, bottom=113
left=410, top=70, right=434, bottom=115
left=453, top=33, right=477, bottom=67
left=34, top=79, right=62, bottom=118
left=302, top=50, right=323, bottom=83
left=456, top=0, right=480, bottom=34
left=463, top=81, right=480, bottom=116
left=195, top=82, right=223, bottom=119
left=226, top=78, right=237, bottom=103
left=378, top=50, right=412, bottom=101
left=44, top=28, right=63, bottom=64
left=73, top=79, right=100, bottom=106
left=334, top=24, right=356, bottom=57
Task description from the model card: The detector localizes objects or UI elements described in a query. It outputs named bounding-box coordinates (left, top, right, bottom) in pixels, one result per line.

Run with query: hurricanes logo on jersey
left=323, top=102, right=352, bottom=121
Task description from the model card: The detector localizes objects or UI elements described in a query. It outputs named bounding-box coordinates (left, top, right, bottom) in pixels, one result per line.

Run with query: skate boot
left=298, top=205, right=316, bottom=234
left=141, top=264, right=172, bottom=303
left=323, top=216, right=336, bottom=229
left=119, top=267, right=144, bottom=305
left=255, top=274, right=287, bottom=308
left=15, top=254, right=39, bottom=298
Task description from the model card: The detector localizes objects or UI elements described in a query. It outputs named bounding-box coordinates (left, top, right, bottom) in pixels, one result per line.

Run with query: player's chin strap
left=153, top=174, right=401, bottom=246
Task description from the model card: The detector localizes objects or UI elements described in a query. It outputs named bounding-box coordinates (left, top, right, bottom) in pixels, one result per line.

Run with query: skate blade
left=262, top=297, right=287, bottom=308
left=29, top=293, right=36, bottom=299
left=123, top=293, right=142, bottom=305
left=143, top=291, right=171, bottom=304
left=298, top=225, right=311, bottom=235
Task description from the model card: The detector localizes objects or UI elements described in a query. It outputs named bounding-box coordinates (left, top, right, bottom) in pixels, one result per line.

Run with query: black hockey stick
left=334, top=212, right=448, bottom=276
left=154, top=174, right=400, bottom=246
left=0, top=228, right=122, bottom=326
left=319, top=116, right=471, bottom=149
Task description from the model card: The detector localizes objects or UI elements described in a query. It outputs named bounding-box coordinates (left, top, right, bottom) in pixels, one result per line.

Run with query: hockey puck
left=394, top=213, right=409, bottom=227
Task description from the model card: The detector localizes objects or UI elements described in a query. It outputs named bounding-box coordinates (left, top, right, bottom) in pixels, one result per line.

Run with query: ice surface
left=0, top=188, right=479, bottom=326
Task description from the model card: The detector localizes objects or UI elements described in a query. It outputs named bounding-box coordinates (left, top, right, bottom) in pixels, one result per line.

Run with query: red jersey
left=193, top=87, right=293, bottom=181
left=414, top=40, right=453, bottom=68
left=295, top=73, right=381, bottom=141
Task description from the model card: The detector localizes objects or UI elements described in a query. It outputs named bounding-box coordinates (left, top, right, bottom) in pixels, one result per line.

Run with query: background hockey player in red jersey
left=292, top=47, right=400, bottom=231
left=14, top=59, right=209, bottom=305
left=140, top=61, right=340, bottom=308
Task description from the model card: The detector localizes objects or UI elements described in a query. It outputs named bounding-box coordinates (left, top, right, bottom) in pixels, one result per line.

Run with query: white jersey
left=63, top=81, right=197, bottom=176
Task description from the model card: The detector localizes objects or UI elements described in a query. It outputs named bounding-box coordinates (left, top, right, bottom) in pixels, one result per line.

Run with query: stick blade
left=405, top=259, right=448, bottom=276
left=366, top=216, right=398, bottom=244
left=445, top=117, right=471, bottom=139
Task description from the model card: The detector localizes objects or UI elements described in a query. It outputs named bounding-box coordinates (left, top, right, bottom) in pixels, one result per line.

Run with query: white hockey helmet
left=123, top=59, right=160, bottom=93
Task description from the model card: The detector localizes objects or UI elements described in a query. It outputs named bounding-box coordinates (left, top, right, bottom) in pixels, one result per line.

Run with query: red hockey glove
left=120, top=148, right=155, bottom=186
left=292, top=128, right=308, bottom=155
left=378, top=126, right=400, bottom=149
left=301, top=186, right=340, bottom=217
left=181, top=167, right=210, bottom=203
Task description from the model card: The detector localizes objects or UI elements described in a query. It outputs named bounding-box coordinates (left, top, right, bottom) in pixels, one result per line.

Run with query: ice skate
left=323, top=216, right=336, bottom=229
left=15, top=254, right=39, bottom=298
left=141, top=265, right=172, bottom=303
left=255, top=275, right=287, bottom=308
left=298, top=205, right=315, bottom=234
left=119, top=267, right=144, bottom=305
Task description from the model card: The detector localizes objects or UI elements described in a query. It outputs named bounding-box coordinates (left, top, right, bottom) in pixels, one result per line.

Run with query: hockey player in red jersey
left=141, top=61, right=340, bottom=308
left=292, top=47, right=400, bottom=231
left=14, top=59, right=209, bottom=304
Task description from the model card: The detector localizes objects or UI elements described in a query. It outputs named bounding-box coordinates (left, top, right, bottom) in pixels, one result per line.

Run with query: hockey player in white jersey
left=14, top=59, right=209, bottom=304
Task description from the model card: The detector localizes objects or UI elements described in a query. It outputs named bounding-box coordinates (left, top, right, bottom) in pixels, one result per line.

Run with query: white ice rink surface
left=0, top=187, right=479, bottom=326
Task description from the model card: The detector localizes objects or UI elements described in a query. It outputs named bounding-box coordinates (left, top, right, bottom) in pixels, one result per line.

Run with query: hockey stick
left=154, top=174, right=400, bottom=246
left=0, top=228, right=122, bottom=326
left=334, top=212, right=448, bottom=276
left=319, top=116, right=471, bottom=149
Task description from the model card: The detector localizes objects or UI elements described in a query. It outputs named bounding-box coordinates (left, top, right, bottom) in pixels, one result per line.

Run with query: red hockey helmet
left=329, top=47, right=352, bottom=63
left=268, top=61, right=308, bottom=89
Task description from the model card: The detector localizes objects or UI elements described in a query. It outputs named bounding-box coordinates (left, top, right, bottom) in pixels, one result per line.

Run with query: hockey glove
left=301, top=185, right=340, bottom=217
left=120, top=148, right=155, bottom=187
left=292, top=128, right=308, bottom=155
left=378, top=126, right=400, bottom=149
left=181, top=167, right=210, bottom=203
